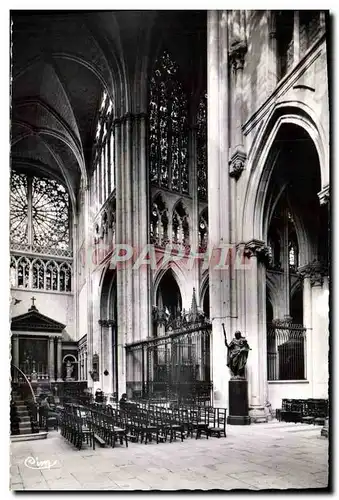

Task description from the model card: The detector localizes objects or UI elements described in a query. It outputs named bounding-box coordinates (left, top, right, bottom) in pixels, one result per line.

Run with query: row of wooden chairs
left=277, top=398, right=328, bottom=424
left=117, top=403, right=227, bottom=442
left=89, top=406, right=128, bottom=448
left=60, top=406, right=95, bottom=450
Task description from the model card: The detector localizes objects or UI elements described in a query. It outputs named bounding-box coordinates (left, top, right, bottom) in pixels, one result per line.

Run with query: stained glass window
left=92, top=91, right=114, bottom=212
left=149, top=50, right=189, bottom=194
left=10, top=171, right=70, bottom=254
left=197, top=94, right=208, bottom=200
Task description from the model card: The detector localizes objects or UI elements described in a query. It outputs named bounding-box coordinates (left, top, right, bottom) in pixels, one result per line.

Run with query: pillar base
left=227, top=415, right=251, bottom=425
left=249, top=406, right=268, bottom=423
left=227, top=379, right=250, bottom=425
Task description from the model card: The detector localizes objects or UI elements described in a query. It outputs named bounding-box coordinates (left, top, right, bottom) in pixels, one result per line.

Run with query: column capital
left=98, top=319, right=115, bottom=327
left=229, top=38, right=248, bottom=72
left=244, top=239, right=271, bottom=265
left=318, top=185, right=330, bottom=206
left=298, top=260, right=328, bottom=287
left=229, top=146, right=247, bottom=180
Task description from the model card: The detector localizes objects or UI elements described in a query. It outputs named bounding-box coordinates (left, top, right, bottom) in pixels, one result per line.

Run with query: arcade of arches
left=10, top=10, right=329, bottom=418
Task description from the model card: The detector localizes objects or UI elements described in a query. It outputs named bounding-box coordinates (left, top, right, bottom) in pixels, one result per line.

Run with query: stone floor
left=10, top=421, right=329, bottom=491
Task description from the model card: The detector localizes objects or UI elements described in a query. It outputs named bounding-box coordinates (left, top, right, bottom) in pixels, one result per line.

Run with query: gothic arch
left=242, top=103, right=327, bottom=244
left=153, top=264, right=186, bottom=307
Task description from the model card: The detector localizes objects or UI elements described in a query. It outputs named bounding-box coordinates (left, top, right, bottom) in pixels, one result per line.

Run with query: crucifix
left=31, top=296, right=36, bottom=307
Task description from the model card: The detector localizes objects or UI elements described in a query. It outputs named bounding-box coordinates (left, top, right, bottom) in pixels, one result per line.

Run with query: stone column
left=12, top=336, right=19, bottom=382
left=302, top=276, right=313, bottom=392
left=114, top=111, right=151, bottom=398
left=244, top=241, right=269, bottom=422
left=114, top=116, right=127, bottom=398
left=48, top=336, right=55, bottom=382
left=207, top=10, right=232, bottom=409
left=56, top=337, right=63, bottom=381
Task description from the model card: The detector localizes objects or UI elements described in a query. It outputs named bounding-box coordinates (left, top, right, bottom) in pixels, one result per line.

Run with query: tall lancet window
left=149, top=50, right=189, bottom=194
left=197, top=93, right=207, bottom=200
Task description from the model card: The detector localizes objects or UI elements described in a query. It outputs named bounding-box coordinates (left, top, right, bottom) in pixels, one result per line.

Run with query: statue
left=65, top=360, right=74, bottom=381
left=222, top=323, right=251, bottom=379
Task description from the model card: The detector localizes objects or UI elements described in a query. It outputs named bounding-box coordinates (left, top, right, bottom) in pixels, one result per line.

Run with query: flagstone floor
left=10, top=421, right=329, bottom=491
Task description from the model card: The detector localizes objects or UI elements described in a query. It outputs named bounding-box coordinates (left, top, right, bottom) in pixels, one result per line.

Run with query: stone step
left=11, top=431, right=48, bottom=442
left=18, top=428, right=33, bottom=435
left=17, top=410, right=29, bottom=417
left=18, top=422, right=32, bottom=431
left=16, top=405, right=27, bottom=411
left=18, top=415, right=31, bottom=423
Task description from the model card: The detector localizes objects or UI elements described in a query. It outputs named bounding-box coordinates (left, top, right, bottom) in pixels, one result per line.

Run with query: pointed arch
left=242, top=103, right=328, bottom=244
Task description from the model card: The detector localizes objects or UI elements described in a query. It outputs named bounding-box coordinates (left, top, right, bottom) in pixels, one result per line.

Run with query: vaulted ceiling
left=11, top=10, right=206, bottom=209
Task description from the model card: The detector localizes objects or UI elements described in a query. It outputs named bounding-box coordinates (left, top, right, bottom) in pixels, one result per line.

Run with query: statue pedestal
left=227, top=379, right=251, bottom=425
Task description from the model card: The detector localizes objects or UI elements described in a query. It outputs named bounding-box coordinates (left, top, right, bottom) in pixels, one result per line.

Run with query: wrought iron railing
left=267, top=322, right=306, bottom=381
left=11, top=364, right=37, bottom=404
left=125, top=321, right=212, bottom=405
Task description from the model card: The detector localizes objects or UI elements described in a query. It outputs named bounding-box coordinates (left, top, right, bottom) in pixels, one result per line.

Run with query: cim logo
left=24, top=456, right=58, bottom=470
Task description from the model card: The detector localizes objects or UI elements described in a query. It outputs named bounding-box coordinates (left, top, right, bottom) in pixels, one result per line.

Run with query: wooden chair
left=209, top=408, right=227, bottom=438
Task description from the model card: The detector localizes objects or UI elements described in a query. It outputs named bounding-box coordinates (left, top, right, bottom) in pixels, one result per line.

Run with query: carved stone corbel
left=229, top=38, right=248, bottom=72
left=229, top=147, right=247, bottom=180
left=298, top=260, right=328, bottom=287
left=244, top=239, right=271, bottom=266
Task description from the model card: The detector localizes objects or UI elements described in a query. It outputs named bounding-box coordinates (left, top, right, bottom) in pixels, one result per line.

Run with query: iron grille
left=125, top=321, right=212, bottom=405
left=267, top=322, right=306, bottom=381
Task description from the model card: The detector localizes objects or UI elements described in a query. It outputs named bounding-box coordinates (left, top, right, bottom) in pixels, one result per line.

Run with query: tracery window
left=32, top=259, right=45, bottom=289
left=10, top=254, right=72, bottom=292
left=92, top=91, right=115, bottom=212
left=17, top=257, right=29, bottom=288
left=172, top=201, right=190, bottom=247
left=197, top=94, right=207, bottom=200
left=149, top=50, right=189, bottom=194
left=10, top=170, right=71, bottom=256
left=46, top=261, right=58, bottom=291
left=150, top=194, right=169, bottom=247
